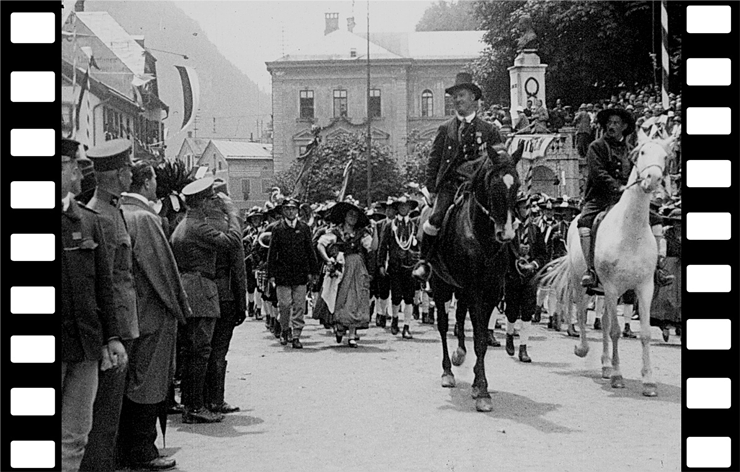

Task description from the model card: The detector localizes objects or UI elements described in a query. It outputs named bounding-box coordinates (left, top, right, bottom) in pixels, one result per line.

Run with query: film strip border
left=4, top=0, right=734, bottom=470
left=3, top=0, right=61, bottom=470
left=682, top=2, right=739, bottom=471
left=1, top=1, right=61, bottom=470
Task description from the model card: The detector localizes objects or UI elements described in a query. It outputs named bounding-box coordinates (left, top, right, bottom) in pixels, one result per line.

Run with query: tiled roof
left=210, top=140, right=273, bottom=160
left=74, top=12, right=147, bottom=76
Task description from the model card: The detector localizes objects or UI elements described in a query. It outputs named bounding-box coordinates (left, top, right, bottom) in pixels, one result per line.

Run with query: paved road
left=157, top=311, right=682, bottom=472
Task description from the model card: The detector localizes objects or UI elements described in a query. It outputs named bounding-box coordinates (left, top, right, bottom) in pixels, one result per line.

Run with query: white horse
left=540, top=129, right=674, bottom=397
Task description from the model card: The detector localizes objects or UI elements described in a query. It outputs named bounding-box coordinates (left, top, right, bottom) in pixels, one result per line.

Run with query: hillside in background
left=82, top=0, right=272, bottom=158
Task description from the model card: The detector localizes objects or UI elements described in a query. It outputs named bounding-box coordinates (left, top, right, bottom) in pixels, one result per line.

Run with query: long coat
left=121, top=194, right=190, bottom=404
left=207, top=211, right=248, bottom=312
left=425, top=115, right=503, bottom=194
left=266, top=218, right=319, bottom=287
left=62, top=199, right=120, bottom=362
left=583, top=137, right=634, bottom=208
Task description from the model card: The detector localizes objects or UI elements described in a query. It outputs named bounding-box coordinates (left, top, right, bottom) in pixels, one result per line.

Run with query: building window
left=298, top=145, right=308, bottom=157
left=444, top=94, right=455, bottom=116
left=369, top=89, right=381, bottom=118
left=300, top=90, right=314, bottom=119
left=421, top=90, right=433, bottom=117
left=218, top=161, right=223, bottom=171
left=334, top=89, right=348, bottom=117
left=262, top=180, right=272, bottom=194
left=241, top=179, right=250, bottom=201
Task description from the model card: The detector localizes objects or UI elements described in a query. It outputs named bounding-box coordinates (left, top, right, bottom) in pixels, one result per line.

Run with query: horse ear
left=511, top=140, right=525, bottom=164
left=636, top=127, right=649, bottom=145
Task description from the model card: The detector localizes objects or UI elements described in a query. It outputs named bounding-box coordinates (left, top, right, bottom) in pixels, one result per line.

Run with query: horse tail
left=535, top=255, right=572, bottom=305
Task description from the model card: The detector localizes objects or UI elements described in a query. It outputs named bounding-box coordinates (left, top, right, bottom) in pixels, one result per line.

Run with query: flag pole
left=660, top=0, right=670, bottom=108
left=365, top=0, right=372, bottom=208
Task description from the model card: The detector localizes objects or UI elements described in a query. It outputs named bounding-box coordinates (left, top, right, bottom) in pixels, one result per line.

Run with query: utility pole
left=365, top=0, right=372, bottom=208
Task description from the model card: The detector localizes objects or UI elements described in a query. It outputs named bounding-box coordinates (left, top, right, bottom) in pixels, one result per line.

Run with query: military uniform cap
left=87, top=139, right=133, bottom=171
left=182, top=175, right=215, bottom=198
left=61, top=138, right=81, bottom=161
left=281, top=197, right=300, bottom=209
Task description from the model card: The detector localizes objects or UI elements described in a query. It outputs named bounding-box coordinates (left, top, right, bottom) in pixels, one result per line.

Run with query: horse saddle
left=428, top=186, right=474, bottom=289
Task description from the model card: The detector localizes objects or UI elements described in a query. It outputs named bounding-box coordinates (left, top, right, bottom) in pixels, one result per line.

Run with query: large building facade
left=266, top=14, right=485, bottom=174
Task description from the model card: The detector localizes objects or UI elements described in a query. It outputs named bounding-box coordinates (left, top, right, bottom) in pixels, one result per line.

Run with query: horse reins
left=623, top=142, right=666, bottom=190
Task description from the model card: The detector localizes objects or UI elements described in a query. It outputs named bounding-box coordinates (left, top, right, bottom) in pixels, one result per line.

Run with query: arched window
left=421, top=90, right=433, bottom=117
left=444, top=94, right=454, bottom=116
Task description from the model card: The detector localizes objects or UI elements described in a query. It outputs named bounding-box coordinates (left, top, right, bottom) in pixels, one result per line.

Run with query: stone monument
left=508, top=15, right=547, bottom=122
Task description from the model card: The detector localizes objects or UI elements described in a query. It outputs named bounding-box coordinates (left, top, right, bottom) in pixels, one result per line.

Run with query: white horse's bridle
left=624, top=141, right=666, bottom=191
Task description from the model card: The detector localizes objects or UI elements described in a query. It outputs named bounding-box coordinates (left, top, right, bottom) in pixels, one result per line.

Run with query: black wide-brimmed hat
left=596, top=108, right=636, bottom=136
left=326, top=201, right=370, bottom=228
left=445, top=72, right=482, bottom=101
left=365, top=208, right=386, bottom=222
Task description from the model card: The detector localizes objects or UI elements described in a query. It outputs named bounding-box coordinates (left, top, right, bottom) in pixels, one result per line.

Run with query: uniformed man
left=80, top=139, right=139, bottom=472
left=374, top=197, right=396, bottom=327
left=61, top=138, right=126, bottom=472
left=170, top=176, right=242, bottom=424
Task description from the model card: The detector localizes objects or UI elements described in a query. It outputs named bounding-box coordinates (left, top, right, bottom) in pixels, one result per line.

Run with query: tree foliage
left=415, top=0, right=479, bottom=31
left=402, top=130, right=433, bottom=187
left=272, top=133, right=406, bottom=204
left=467, top=0, right=683, bottom=106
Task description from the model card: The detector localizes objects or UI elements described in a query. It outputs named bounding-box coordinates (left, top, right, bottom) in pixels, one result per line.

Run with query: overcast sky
left=173, top=0, right=436, bottom=92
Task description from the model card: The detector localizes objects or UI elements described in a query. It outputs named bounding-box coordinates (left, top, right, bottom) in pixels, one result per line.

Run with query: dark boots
left=505, top=334, right=515, bottom=356
left=487, top=329, right=501, bottom=347
left=390, top=317, right=400, bottom=335
left=518, top=345, right=531, bottom=363
left=248, top=301, right=255, bottom=317
left=412, top=304, right=420, bottom=320
left=579, top=228, right=597, bottom=288
left=402, top=325, right=413, bottom=339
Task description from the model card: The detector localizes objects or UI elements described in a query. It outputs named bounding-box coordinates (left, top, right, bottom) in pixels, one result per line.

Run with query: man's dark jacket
left=583, top=137, right=634, bottom=208
left=62, top=199, right=120, bottom=361
left=266, top=218, right=319, bottom=287
left=425, top=115, right=503, bottom=194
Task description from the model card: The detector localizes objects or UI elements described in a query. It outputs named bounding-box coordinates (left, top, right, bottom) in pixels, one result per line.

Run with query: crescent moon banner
left=174, top=65, right=200, bottom=132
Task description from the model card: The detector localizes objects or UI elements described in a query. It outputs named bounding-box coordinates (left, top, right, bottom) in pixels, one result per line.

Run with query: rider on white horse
left=577, top=108, right=675, bottom=289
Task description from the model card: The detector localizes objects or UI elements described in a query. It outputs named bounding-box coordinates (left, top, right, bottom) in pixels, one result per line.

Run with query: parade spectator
left=549, top=99, right=565, bottom=132
left=532, top=98, right=549, bottom=133
left=378, top=195, right=420, bottom=339
left=414, top=72, right=503, bottom=281
left=61, top=138, right=125, bottom=472
left=314, top=200, right=373, bottom=347
left=524, top=98, right=533, bottom=118
left=204, top=179, right=248, bottom=411
left=513, top=106, right=530, bottom=133
left=574, top=104, right=592, bottom=158
left=74, top=154, right=96, bottom=205
left=244, top=206, right=265, bottom=318
left=266, top=197, right=320, bottom=349
left=170, top=176, right=242, bottom=424
left=81, top=139, right=139, bottom=472
left=118, top=162, right=190, bottom=471
left=373, top=198, right=395, bottom=327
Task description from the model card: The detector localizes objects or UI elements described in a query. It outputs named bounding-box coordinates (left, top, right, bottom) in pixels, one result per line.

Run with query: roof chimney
left=350, top=48, right=357, bottom=58
left=75, top=0, right=85, bottom=12
left=347, top=17, right=356, bottom=33
left=325, top=13, right=339, bottom=35
left=187, top=131, right=192, bottom=138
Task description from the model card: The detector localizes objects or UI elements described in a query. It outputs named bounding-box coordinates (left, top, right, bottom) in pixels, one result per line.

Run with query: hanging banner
left=174, top=65, right=200, bottom=132
left=507, top=134, right=556, bottom=160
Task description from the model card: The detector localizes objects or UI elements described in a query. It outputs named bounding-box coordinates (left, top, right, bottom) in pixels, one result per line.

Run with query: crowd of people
left=60, top=74, right=682, bottom=472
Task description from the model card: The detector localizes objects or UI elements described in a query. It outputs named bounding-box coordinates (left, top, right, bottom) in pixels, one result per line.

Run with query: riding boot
left=579, top=228, right=597, bottom=288
left=654, top=256, right=675, bottom=287
left=412, top=233, right=437, bottom=281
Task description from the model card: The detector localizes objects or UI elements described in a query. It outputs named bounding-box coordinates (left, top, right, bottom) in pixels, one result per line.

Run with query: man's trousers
left=276, top=284, right=307, bottom=338
left=180, top=317, right=217, bottom=410
left=62, top=360, right=98, bottom=472
left=204, top=301, right=238, bottom=407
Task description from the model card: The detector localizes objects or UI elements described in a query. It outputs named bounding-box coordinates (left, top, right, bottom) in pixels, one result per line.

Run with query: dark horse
left=423, top=148, right=521, bottom=412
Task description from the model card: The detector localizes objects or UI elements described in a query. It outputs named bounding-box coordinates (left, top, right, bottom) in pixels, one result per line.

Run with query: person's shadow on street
left=172, top=413, right=266, bottom=438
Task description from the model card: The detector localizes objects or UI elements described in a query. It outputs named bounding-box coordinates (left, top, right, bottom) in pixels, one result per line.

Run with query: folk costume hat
left=87, top=139, right=133, bottom=171
left=246, top=205, right=264, bottom=220
left=445, top=72, right=482, bottom=101
left=326, top=200, right=370, bottom=228
left=280, top=197, right=300, bottom=209
left=391, top=194, right=419, bottom=211
left=365, top=208, right=386, bottom=222
left=596, top=108, right=636, bottom=136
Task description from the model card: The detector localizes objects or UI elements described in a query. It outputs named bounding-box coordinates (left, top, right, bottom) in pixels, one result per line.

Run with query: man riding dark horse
left=578, top=108, right=674, bottom=289
left=413, top=72, right=504, bottom=281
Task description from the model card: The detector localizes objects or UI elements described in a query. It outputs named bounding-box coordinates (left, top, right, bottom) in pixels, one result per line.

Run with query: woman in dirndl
left=312, top=200, right=373, bottom=347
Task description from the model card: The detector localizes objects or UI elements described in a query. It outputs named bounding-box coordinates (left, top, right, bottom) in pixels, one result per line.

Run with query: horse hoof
left=611, top=375, right=625, bottom=389
left=441, top=374, right=456, bottom=388
left=475, top=397, right=493, bottom=412
left=601, top=367, right=611, bottom=379
left=451, top=348, right=466, bottom=366
left=642, top=383, right=658, bottom=397
left=574, top=345, right=589, bottom=358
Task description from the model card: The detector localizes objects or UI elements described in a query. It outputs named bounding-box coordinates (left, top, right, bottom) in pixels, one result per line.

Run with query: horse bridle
left=624, top=141, right=666, bottom=190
